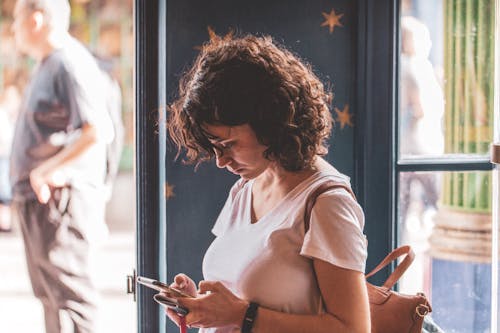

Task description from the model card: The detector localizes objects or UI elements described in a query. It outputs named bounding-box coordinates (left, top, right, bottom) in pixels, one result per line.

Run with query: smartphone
left=136, top=276, right=193, bottom=298
left=153, top=294, right=189, bottom=316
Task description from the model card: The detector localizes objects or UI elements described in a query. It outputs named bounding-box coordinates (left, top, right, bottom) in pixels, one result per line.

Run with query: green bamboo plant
left=442, top=0, right=495, bottom=213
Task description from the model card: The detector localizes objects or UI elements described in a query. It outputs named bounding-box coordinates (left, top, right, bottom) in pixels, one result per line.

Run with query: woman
left=166, top=34, right=370, bottom=333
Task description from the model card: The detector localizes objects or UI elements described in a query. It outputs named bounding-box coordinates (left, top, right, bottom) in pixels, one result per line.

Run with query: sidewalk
left=0, top=226, right=137, bottom=332
left=0, top=174, right=137, bottom=332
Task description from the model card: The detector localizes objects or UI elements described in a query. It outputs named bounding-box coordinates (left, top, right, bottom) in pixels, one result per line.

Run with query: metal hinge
left=126, top=269, right=137, bottom=302
left=492, top=143, right=500, bottom=165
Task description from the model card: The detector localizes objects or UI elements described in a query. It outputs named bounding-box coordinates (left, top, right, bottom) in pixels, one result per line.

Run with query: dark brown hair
left=168, top=34, right=333, bottom=171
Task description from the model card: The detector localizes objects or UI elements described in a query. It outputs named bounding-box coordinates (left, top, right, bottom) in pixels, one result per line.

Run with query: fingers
left=38, top=184, right=51, bottom=204
left=165, top=279, right=244, bottom=329
left=198, top=280, right=223, bottom=294
left=176, top=281, right=246, bottom=328
left=173, top=273, right=197, bottom=297
left=173, top=273, right=190, bottom=289
left=32, top=181, right=50, bottom=204
left=30, top=170, right=51, bottom=204
left=165, top=308, right=182, bottom=327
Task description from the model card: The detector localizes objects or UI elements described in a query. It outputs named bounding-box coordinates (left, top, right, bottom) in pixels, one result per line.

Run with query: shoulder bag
left=304, top=181, right=432, bottom=333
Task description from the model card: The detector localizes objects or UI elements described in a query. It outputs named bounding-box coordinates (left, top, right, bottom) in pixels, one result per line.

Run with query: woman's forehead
left=201, top=123, right=232, bottom=141
left=201, top=123, right=253, bottom=141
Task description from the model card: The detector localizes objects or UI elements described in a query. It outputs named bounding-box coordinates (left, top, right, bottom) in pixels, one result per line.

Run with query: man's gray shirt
left=10, top=37, right=113, bottom=200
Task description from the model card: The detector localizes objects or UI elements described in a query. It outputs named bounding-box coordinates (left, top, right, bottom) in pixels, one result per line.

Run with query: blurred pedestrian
left=10, top=0, right=114, bottom=331
left=399, top=16, right=443, bottom=223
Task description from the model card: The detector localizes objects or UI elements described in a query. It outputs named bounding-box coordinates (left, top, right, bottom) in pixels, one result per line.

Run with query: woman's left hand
left=176, top=280, right=249, bottom=329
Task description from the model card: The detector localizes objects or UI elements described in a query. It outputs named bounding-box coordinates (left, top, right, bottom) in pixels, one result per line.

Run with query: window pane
left=399, top=0, right=495, bottom=159
left=398, top=170, right=493, bottom=332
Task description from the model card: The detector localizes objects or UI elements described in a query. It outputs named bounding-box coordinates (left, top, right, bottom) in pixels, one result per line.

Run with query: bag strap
left=303, top=180, right=356, bottom=231
left=365, top=245, right=415, bottom=289
left=303, top=181, right=415, bottom=289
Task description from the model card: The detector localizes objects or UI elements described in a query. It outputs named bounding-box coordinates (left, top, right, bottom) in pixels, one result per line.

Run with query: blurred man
left=10, top=0, right=114, bottom=331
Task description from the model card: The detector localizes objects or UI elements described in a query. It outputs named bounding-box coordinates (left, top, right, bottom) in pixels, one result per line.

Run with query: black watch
left=241, top=302, right=259, bottom=333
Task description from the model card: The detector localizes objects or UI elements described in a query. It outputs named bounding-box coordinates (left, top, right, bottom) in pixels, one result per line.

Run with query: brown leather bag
left=304, top=181, right=432, bottom=333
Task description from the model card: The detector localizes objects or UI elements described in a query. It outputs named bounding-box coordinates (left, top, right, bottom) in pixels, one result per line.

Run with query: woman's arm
left=175, top=259, right=370, bottom=333
left=250, top=259, right=370, bottom=333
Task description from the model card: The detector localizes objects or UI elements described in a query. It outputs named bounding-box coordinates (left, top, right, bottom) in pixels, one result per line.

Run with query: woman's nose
left=215, top=150, right=231, bottom=169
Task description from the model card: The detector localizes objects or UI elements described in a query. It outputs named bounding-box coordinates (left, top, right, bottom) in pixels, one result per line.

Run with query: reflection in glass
left=399, top=1, right=496, bottom=159
left=399, top=171, right=494, bottom=333
left=400, top=16, right=445, bottom=158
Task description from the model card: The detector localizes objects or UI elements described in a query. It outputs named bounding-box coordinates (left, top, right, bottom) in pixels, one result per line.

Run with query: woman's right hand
left=171, top=273, right=197, bottom=297
left=164, top=273, right=197, bottom=326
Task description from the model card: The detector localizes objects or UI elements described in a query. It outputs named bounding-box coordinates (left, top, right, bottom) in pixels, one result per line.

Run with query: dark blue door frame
left=354, top=0, right=398, bottom=284
left=135, top=1, right=167, bottom=332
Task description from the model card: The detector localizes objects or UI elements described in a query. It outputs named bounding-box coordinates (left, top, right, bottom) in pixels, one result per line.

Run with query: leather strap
left=365, top=245, right=414, bottom=288
left=303, top=180, right=356, bottom=231
left=303, top=181, right=414, bottom=288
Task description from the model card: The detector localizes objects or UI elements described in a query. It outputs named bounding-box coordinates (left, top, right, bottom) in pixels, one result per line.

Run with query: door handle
left=126, top=269, right=137, bottom=302
left=491, top=143, right=500, bottom=164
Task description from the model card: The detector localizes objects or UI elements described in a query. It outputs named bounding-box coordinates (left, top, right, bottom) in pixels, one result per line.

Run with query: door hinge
left=126, top=269, right=137, bottom=302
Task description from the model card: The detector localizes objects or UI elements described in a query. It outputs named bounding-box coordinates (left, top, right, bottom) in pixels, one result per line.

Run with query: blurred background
left=398, top=1, right=497, bottom=332
left=0, top=0, right=136, bottom=331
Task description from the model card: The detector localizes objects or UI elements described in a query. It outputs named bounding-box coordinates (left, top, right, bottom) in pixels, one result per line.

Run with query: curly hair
left=167, top=34, right=333, bottom=172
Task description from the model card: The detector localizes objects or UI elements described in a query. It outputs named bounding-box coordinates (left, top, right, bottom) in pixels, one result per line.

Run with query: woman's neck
left=253, top=161, right=317, bottom=195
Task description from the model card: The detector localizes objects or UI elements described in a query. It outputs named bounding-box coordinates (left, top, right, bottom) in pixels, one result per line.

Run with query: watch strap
left=241, top=302, right=259, bottom=333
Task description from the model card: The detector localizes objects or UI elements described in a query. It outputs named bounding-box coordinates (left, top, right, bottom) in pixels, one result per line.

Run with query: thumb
left=174, top=274, right=189, bottom=289
left=38, top=184, right=51, bottom=204
left=173, top=273, right=197, bottom=297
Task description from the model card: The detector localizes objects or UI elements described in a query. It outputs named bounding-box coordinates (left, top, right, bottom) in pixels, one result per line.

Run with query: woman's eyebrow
left=211, top=137, right=234, bottom=145
left=203, top=132, right=222, bottom=142
left=202, top=127, right=232, bottom=142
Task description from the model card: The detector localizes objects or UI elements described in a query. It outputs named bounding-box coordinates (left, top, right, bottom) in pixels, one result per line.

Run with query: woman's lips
left=228, top=167, right=243, bottom=175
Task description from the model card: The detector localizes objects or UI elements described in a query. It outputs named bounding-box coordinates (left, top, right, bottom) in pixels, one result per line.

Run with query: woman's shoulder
left=313, top=157, right=349, bottom=179
left=309, top=158, right=352, bottom=189
left=304, top=165, right=357, bottom=206
left=306, top=169, right=365, bottom=230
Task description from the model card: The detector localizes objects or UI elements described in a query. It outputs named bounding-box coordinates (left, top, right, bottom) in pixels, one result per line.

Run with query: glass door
left=397, top=0, right=498, bottom=332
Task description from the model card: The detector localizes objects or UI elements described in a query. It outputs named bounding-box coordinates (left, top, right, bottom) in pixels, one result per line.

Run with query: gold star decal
left=165, top=182, right=175, bottom=200
left=195, top=26, right=234, bottom=50
left=321, top=9, right=344, bottom=34
left=334, top=104, right=353, bottom=129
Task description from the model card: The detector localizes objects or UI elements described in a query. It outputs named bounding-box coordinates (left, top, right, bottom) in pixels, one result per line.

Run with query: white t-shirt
left=201, top=170, right=368, bottom=333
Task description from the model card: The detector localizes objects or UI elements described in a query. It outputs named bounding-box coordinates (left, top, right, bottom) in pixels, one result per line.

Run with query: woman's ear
left=31, top=10, right=46, bottom=31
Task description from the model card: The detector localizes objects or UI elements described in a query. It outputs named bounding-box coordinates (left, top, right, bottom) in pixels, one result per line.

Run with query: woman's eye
left=219, top=142, right=233, bottom=149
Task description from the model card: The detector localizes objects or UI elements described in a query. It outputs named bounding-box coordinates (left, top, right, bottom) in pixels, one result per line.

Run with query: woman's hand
left=164, top=274, right=198, bottom=326
left=177, top=280, right=248, bottom=329
left=171, top=273, right=198, bottom=297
